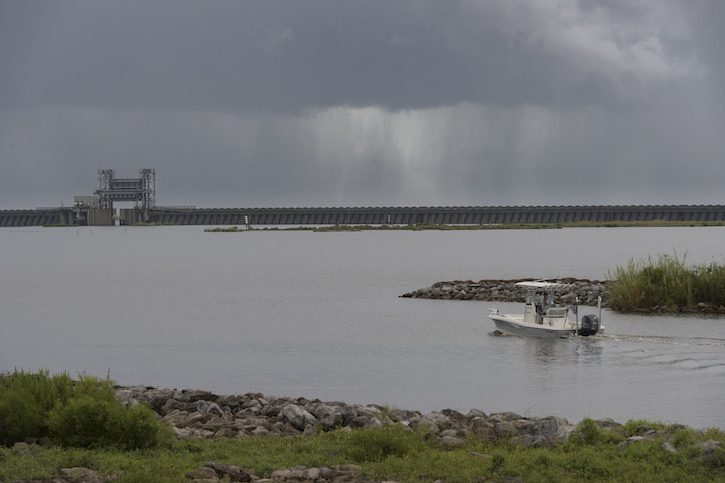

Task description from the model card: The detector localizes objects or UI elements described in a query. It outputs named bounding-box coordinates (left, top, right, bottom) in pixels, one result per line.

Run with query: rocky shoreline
left=116, top=386, right=723, bottom=482
left=10, top=385, right=723, bottom=483
left=111, top=386, right=578, bottom=482
left=116, top=386, right=575, bottom=449
left=400, top=278, right=608, bottom=307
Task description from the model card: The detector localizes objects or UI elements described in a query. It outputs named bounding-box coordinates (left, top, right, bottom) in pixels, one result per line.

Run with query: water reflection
left=518, top=336, right=604, bottom=367
left=572, top=338, right=604, bottom=365
left=524, top=337, right=568, bottom=364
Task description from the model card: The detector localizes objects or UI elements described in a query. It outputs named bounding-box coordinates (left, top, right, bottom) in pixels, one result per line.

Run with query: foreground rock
left=11, top=467, right=114, bottom=483
left=116, top=386, right=575, bottom=449
left=186, top=461, right=255, bottom=482
left=400, top=278, right=608, bottom=307
left=184, top=463, right=376, bottom=483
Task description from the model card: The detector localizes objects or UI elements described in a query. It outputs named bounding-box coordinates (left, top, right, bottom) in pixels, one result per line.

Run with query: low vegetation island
left=204, top=221, right=725, bottom=233
left=402, top=255, right=725, bottom=314
left=2, top=370, right=725, bottom=482
left=204, top=223, right=561, bottom=232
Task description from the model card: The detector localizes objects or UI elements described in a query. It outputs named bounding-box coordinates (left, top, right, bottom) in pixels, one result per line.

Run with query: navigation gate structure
left=1, top=169, right=725, bottom=226
left=96, top=169, right=156, bottom=210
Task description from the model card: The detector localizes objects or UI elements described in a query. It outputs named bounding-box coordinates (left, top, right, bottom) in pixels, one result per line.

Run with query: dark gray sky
left=1, top=0, right=724, bottom=208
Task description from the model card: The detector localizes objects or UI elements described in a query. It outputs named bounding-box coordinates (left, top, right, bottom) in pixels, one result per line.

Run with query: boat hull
left=490, top=315, right=576, bottom=339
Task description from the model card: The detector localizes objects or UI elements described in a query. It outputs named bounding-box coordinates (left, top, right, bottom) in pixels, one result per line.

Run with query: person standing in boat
left=535, top=291, right=547, bottom=324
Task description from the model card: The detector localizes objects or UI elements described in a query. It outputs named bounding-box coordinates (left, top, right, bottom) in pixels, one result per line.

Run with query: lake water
left=1, top=226, right=725, bottom=428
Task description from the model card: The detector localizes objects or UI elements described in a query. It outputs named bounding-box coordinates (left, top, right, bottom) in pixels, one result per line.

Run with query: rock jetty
left=116, top=386, right=574, bottom=450
left=401, top=278, right=609, bottom=306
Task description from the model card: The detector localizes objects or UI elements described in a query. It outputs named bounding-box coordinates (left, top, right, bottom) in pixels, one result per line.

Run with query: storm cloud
left=1, top=0, right=723, bottom=207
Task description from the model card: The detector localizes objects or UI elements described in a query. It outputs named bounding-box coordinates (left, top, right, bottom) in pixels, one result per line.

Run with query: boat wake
left=598, top=333, right=725, bottom=347
left=488, top=330, right=725, bottom=349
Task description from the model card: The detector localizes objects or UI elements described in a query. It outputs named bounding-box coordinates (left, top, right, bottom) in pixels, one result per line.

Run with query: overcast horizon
left=1, top=1, right=724, bottom=209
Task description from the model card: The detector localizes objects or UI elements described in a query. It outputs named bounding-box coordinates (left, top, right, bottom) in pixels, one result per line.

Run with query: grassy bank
left=608, top=254, right=725, bottom=312
left=2, top=371, right=725, bottom=482
left=3, top=420, right=725, bottom=482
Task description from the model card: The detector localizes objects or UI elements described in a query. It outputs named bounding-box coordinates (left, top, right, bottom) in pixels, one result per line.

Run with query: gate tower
left=95, top=169, right=156, bottom=210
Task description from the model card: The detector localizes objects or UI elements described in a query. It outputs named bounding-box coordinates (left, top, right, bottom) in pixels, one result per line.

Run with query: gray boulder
left=388, top=408, right=421, bottom=422
left=697, top=439, right=722, bottom=454
left=176, top=389, right=218, bottom=403
left=440, top=436, right=466, bottom=450
left=146, top=389, right=176, bottom=412
left=364, top=416, right=384, bottom=429
left=470, top=417, right=495, bottom=441
left=163, top=409, right=191, bottom=427
left=306, top=402, right=345, bottom=430
left=59, top=467, right=112, bottom=482
left=203, top=461, right=253, bottom=482
left=195, top=400, right=224, bottom=418
left=280, top=404, right=317, bottom=431
left=161, top=398, right=190, bottom=416
left=512, top=416, right=573, bottom=447
left=493, top=420, right=517, bottom=439
left=185, top=466, right=218, bottom=480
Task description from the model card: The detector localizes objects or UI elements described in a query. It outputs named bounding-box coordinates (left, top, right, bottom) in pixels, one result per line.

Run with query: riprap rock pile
left=401, top=278, right=608, bottom=306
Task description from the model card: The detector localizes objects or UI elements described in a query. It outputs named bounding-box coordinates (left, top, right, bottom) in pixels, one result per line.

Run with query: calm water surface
left=1, top=226, right=725, bottom=428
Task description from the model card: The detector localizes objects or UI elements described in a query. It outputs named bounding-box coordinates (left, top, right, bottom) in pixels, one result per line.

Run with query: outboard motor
left=577, top=314, right=600, bottom=336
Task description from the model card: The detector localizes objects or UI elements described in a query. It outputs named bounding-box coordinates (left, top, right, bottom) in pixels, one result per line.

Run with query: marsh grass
left=608, top=254, right=725, bottom=311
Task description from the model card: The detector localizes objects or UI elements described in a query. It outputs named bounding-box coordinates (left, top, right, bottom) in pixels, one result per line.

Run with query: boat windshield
left=524, top=289, right=551, bottom=304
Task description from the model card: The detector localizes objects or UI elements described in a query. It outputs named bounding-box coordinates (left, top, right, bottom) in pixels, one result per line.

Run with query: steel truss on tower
left=95, top=169, right=156, bottom=210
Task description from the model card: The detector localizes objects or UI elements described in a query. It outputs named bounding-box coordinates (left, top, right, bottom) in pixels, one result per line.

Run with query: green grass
left=2, top=421, right=724, bottom=482
left=0, top=370, right=171, bottom=450
left=608, top=254, right=725, bottom=312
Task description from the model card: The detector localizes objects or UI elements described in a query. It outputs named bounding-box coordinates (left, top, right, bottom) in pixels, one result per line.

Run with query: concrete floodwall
left=2, top=205, right=725, bottom=227
left=0, top=209, right=62, bottom=227
left=88, top=208, right=113, bottom=226
left=147, top=205, right=725, bottom=226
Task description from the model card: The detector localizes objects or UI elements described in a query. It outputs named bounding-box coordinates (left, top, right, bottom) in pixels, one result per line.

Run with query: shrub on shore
left=0, top=370, right=170, bottom=449
left=0, top=371, right=74, bottom=445
left=608, top=254, right=725, bottom=311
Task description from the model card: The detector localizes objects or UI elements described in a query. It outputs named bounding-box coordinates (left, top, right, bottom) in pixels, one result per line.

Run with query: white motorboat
left=489, top=281, right=604, bottom=338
